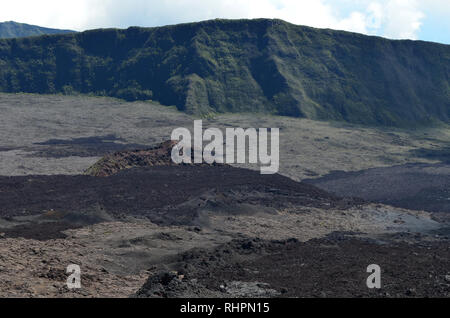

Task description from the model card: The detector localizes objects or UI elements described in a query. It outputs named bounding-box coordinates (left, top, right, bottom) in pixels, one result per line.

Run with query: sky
left=0, top=0, right=449, bottom=44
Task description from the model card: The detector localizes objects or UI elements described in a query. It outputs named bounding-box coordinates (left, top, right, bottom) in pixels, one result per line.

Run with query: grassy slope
left=0, top=21, right=75, bottom=39
left=0, top=19, right=448, bottom=126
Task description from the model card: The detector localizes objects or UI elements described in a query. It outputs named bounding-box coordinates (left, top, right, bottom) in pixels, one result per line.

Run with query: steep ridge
left=85, top=140, right=180, bottom=177
left=0, top=19, right=448, bottom=126
left=0, top=21, right=75, bottom=39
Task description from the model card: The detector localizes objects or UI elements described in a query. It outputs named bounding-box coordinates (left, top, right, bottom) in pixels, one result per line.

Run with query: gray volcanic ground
left=305, top=163, right=450, bottom=214
left=0, top=93, right=449, bottom=298
left=1, top=93, right=449, bottom=179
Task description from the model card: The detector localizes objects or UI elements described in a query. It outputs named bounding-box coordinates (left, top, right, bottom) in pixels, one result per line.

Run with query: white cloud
left=0, top=0, right=432, bottom=40
left=336, top=11, right=369, bottom=34
left=0, top=0, right=91, bottom=30
left=382, top=0, right=424, bottom=39
left=366, top=2, right=384, bottom=30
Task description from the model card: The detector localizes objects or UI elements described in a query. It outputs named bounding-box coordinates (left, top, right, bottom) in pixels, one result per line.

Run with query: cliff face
left=0, top=19, right=448, bottom=126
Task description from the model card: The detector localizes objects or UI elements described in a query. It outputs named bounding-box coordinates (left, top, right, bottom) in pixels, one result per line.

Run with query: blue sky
left=1, top=0, right=449, bottom=44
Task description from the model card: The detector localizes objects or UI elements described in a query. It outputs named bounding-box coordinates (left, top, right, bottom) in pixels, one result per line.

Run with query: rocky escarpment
left=84, top=140, right=180, bottom=177
left=0, top=19, right=448, bottom=126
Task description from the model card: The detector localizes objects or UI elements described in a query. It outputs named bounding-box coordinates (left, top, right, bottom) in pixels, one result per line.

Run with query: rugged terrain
left=136, top=234, right=450, bottom=298
left=0, top=21, right=75, bottom=39
left=84, top=140, right=180, bottom=177
left=0, top=93, right=449, bottom=298
left=0, top=19, right=449, bottom=125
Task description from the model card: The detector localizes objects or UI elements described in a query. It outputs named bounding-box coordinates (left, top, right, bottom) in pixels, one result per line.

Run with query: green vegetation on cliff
left=0, top=19, right=448, bottom=126
left=0, top=21, right=75, bottom=39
